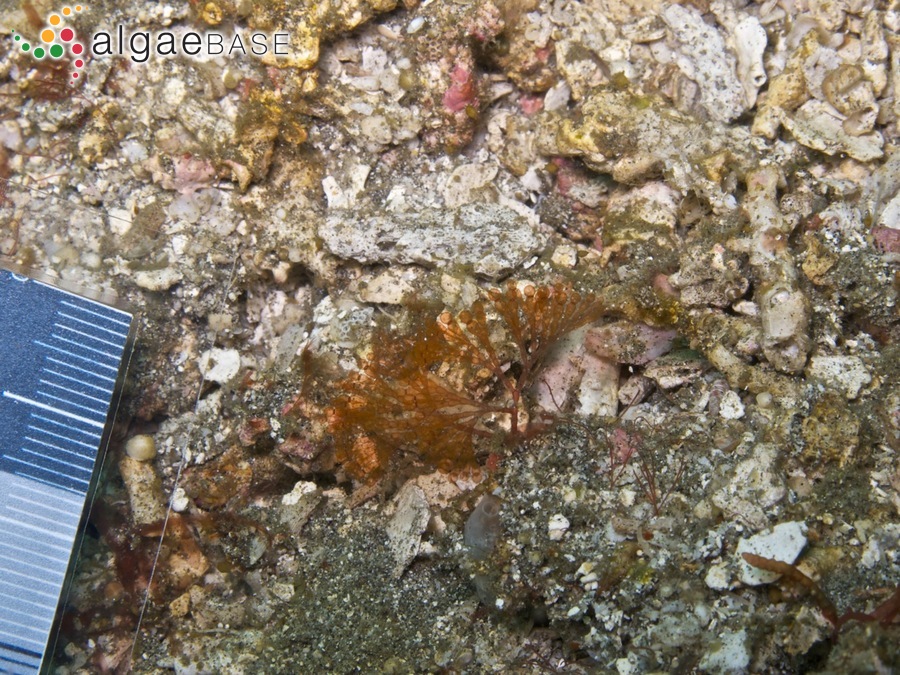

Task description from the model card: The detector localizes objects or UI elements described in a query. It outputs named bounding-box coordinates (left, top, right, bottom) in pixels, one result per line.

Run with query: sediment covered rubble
left=0, top=0, right=897, bottom=672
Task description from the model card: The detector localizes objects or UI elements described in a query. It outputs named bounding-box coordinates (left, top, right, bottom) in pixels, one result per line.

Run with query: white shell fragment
left=407, top=16, right=425, bottom=35
left=737, top=521, right=808, bottom=586
left=442, top=163, right=499, bottom=208
left=358, top=267, right=422, bottom=305
left=198, top=348, right=241, bottom=384
left=280, top=481, right=322, bottom=538
left=806, top=356, right=872, bottom=400
left=704, top=563, right=732, bottom=591
left=107, top=207, right=133, bottom=236
left=386, top=482, right=431, bottom=578
left=783, top=100, right=884, bottom=162
left=661, top=4, right=746, bottom=122
left=548, top=514, right=571, bottom=541
left=576, top=353, right=619, bottom=418
left=733, top=17, right=767, bottom=108
left=699, top=629, right=751, bottom=673
left=717, top=391, right=745, bottom=420
left=133, top=267, right=183, bottom=292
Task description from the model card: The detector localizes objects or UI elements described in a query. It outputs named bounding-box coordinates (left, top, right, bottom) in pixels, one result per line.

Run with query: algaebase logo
left=11, top=5, right=87, bottom=82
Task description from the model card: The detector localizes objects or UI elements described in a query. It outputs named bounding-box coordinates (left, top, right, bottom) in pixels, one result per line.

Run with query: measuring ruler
left=0, top=266, right=135, bottom=674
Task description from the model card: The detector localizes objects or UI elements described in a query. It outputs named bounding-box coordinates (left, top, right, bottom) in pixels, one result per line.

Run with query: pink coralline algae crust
left=872, top=225, right=900, bottom=253
left=442, top=65, right=477, bottom=113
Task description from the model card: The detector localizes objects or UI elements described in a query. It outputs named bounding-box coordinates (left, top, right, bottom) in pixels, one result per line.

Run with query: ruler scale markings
left=0, top=596, right=59, bottom=616
left=0, top=541, right=70, bottom=568
left=0, top=543, right=69, bottom=568
left=19, top=448, right=92, bottom=472
left=2, top=392, right=106, bottom=429
left=34, top=392, right=106, bottom=419
left=33, top=391, right=107, bottom=419
left=0, top=612, right=51, bottom=636
left=33, top=341, right=119, bottom=373
left=0, top=629, right=45, bottom=650
left=6, top=506, right=81, bottom=531
left=0, top=556, right=67, bottom=578
left=1, top=268, right=135, bottom=673
left=0, top=601, right=57, bottom=620
left=0, top=532, right=72, bottom=557
left=1, top=602, right=57, bottom=625
left=0, top=616, right=48, bottom=633
left=0, top=647, right=42, bottom=670
left=57, top=299, right=131, bottom=325
left=12, top=492, right=89, bottom=520
left=39, top=379, right=108, bottom=406
left=0, top=553, right=66, bottom=580
left=0, top=516, right=75, bottom=543
left=42, top=368, right=113, bottom=396
left=5, top=456, right=91, bottom=484
left=53, top=323, right=122, bottom=349
left=24, top=436, right=93, bottom=460
left=0, top=629, right=47, bottom=649
left=0, top=582, right=61, bottom=605
left=31, top=414, right=103, bottom=440
left=48, top=334, right=119, bottom=362
left=12, top=479, right=83, bottom=506
left=0, top=628, right=46, bottom=650
left=0, top=640, right=42, bottom=655
left=1, top=650, right=42, bottom=663
left=45, top=357, right=116, bottom=384
left=27, top=426, right=96, bottom=451
left=57, top=312, right=129, bottom=339
left=11, top=489, right=82, bottom=512
left=13, top=472, right=85, bottom=495
left=0, top=656, right=42, bottom=674
left=0, top=565, right=61, bottom=591
left=0, top=547, right=66, bottom=574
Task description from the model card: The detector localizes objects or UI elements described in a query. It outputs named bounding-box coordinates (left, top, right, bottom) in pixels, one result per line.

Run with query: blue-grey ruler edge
left=0, top=263, right=137, bottom=675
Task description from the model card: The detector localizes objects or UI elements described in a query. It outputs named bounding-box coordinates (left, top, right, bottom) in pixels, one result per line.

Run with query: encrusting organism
left=329, top=281, right=606, bottom=482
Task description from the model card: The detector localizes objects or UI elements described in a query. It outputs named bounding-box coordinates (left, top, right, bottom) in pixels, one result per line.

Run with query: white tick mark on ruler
left=2, top=391, right=106, bottom=428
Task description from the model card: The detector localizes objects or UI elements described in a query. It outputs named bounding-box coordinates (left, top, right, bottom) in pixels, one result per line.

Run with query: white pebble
left=736, top=521, right=808, bottom=585
left=120, top=140, right=148, bottom=163
left=125, top=434, right=157, bottom=461
left=699, top=629, right=750, bottom=673
left=282, top=480, right=318, bottom=506
left=407, top=16, right=425, bottom=34
left=171, top=486, right=190, bottom=512
left=718, top=390, right=745, bottom=419
left=704, top=562, right=732, bottom=591
left=107, top=208, right=133, bottom=236
left=548, top=514, right=570, bottom=541
left=806, top=355, right=872, bottom=400
left=576, top=562, right=595, bottom=576
left=134, top=267, right=183, bottom=292
left=0, top=120, right=23, bottom=151
left=167, top=194, right=202, bottom=224
left=198, top=348, right=241, bottom=384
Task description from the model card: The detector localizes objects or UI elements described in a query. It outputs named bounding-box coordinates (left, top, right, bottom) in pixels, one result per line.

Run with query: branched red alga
left=329, top=282, right=606, bottom=482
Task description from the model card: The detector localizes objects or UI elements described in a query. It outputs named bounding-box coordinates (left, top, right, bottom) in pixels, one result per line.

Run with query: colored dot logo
left=11, top=5, right=87, bottom=82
